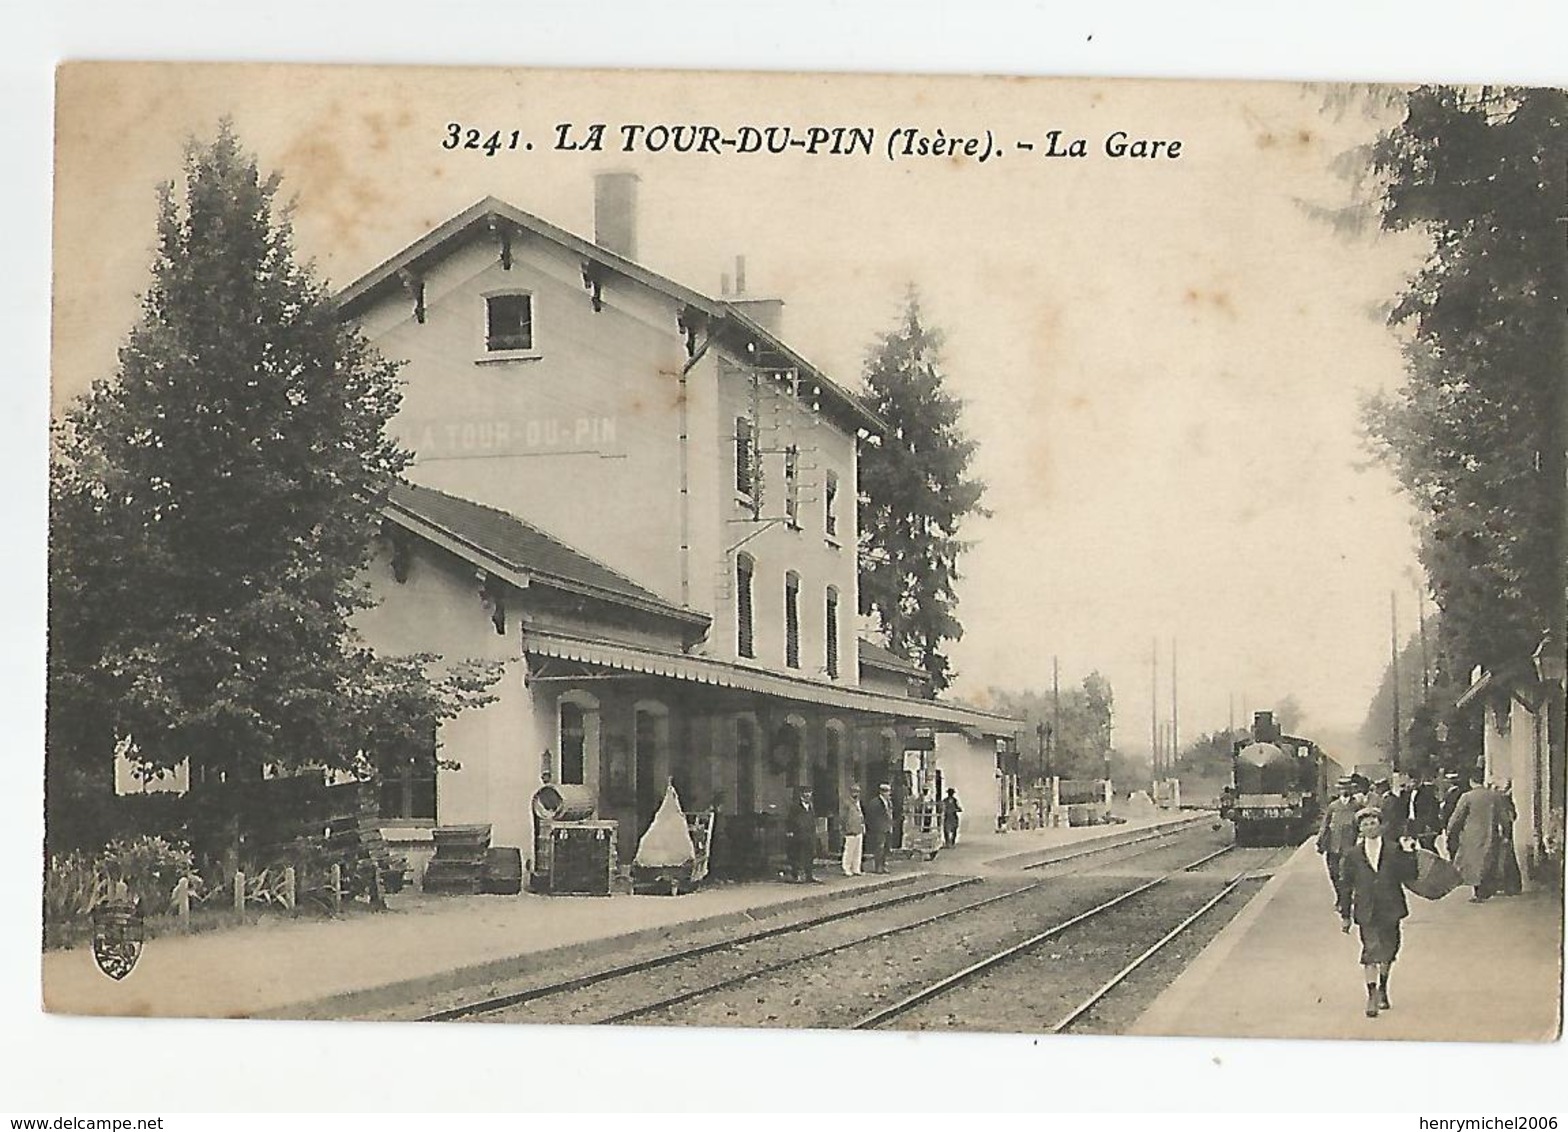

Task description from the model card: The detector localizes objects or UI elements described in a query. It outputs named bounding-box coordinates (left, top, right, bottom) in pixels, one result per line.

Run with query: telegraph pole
left=1390, top=590, right=1403, bottom=771
left=1171, top=637, right=1179, bottom=770
left=1052, top=655, right=1061, bottom=780
left=1150, top=638, right=1160, bottom=779
left=1417, top=585, right=1431, bottom=700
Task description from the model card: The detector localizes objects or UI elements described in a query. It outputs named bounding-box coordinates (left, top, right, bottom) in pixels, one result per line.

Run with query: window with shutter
left=736, top=554, right=755, bottom=658
left=785, top=571, right=801, bottom=669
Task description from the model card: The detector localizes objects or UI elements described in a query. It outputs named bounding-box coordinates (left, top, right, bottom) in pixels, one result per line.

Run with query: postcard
left=45, top=61, right=1564, bottom=1044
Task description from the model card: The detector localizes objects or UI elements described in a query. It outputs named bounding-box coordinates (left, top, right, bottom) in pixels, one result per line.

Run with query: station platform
left=1132, top=839, right=1564, bottom=1042
left=42, top=809, right=1201, bottom=1021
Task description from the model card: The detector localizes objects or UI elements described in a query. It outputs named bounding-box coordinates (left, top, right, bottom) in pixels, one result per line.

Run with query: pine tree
left=47, top=123, right=496, bottom=851
left=857, top=291, right=986, bottom=692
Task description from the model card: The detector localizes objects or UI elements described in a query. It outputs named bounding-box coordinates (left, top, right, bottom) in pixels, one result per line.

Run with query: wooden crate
left=548, top=821, right=618, bottom=896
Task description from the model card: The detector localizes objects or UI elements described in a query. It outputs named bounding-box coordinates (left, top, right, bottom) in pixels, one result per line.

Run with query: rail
left=420, top=874, right=977, bottom=1022
left=851, top=843, right=1235, bottom=1029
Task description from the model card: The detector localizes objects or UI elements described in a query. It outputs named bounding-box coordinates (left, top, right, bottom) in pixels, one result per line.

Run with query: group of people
left=785, top=783, right=965, bottom=882
left=1315, top=769, right=1524, bottom=1019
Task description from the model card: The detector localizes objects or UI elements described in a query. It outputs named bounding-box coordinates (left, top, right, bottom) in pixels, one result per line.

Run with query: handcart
left=632, top=808, right=715, bottom=896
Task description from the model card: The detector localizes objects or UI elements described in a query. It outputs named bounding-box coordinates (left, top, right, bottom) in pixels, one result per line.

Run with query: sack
left=1406, top=848, right=1463, bottom=901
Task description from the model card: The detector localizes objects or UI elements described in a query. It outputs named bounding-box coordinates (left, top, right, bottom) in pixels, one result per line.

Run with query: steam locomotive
left=1222, top=711, right=1330, bottom=846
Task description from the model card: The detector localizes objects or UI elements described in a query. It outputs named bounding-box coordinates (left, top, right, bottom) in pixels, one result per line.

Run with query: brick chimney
left=726, top=254, right=785, bottom=335
left=593, top=172, right=639, bottom=260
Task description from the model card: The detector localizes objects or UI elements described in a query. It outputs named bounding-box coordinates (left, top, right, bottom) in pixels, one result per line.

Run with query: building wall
left=354, top=539, right=533, bottom=851
left=710, top=355, right=860, bottom=684
left=363, top=237, right=691, bottom=606
left=936, top=733, right=1005, bottom=835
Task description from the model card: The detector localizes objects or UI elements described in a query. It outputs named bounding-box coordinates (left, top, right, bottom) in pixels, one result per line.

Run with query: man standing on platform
left=1439, top=772, right=1467, bottom=856
left=942, top=788, right=963, bottom=848
left=840, top=785, right=866, bottom=877
left=787, top=788, right=819, bottom=883
left=1371, top=777, right=1401, bottom=837
left=1337, top=807, right=1418, bottom=1018
left=1400, top=772, right=1442, bottom=852
left=1317, top=777, right=1360, bottom=911
left=1446, top=778, right=1507, bottom=902
left=865, top=782, right=895, bottom=873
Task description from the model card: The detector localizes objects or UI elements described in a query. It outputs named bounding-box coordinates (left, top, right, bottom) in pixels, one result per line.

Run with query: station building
left=339, top=177, right=1021, bottom=874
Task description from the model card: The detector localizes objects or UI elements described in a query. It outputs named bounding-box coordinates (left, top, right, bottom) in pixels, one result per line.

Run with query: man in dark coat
left=865, top=782, right=895, bottom=873
left=787, top=788, right=818, bottom=882
left=1337, top=807, right=1419, bottom=1018
left=1398, top=773, right=1442, bottom=852
left=1316, top=778, right=1360, bottom=911
left=1372, top=778, right=1402, bottom=838
left=1439, top=773, right=1467, bottom=856
left=941, top=788, right=963, bottom=848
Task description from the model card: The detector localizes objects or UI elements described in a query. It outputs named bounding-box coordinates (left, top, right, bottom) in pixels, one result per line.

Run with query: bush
left=43, top=852, right=111, bottom=928
left=101, top=835, right=199, bottom=916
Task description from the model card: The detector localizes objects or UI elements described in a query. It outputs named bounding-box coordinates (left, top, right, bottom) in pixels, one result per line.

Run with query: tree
left=47, top=123, right=498, bottom=853
left=988, top=672, right=1138, bottom=784
left=1362, top=87, right=1567, bottom=681
left=1081, top=671, right=1114, bottom=769
left=1176, top=730, right=1244, bottom=791
left=1358, top=627, right=1476, bottom=777
left=858, top=290, right=987, bottom=691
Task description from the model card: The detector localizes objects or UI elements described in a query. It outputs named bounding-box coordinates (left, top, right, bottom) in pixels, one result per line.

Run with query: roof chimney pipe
left=594, top=172, right=639, bottom=260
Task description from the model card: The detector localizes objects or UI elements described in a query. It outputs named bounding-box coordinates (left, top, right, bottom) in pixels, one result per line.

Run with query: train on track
left=1221, top=711, right=1330, bottom=846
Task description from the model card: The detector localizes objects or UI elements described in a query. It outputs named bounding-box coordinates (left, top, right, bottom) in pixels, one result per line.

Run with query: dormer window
left=485, top=293, right=534, bottom=352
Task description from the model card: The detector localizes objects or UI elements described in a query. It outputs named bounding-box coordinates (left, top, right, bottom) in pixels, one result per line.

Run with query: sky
left=52, top=65, right=1432, bottom=758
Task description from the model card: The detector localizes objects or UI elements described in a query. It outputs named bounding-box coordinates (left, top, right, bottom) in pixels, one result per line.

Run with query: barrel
left=532, top=783, right=596, bottom=822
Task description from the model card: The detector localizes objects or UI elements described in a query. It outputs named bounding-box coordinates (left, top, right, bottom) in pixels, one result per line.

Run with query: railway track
left=417, top=872, right=978, bottom=1021
left=416, top=821, right=1250, bottom=1029
left=986, top=815, right=1211, bottom=873
left=856, top=842, right=1294, bottom=1033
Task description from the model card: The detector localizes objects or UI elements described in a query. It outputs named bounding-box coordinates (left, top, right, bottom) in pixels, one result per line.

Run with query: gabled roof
left=384, top=481, right=709, bottom=630
left=334, top=196, right=883, bottom=434
left=858, top=637, right=928, bottom=678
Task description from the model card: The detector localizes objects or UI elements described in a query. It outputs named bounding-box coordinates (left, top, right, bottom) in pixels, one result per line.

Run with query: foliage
left=1359, top=629, right=1478, bottom=776
left=43, top=835, right=200, bottom=930
left=1176, top=729, right=1245, bottom=787
left=101, top=835, right=201, bottom=915
left=1361, top=87, right=1567, bottom=678
left=47, top=122, right=501, bottom=853
left=988, top=672, right=1141, bottom=783
left=43, top=853, right=111, bottom=928
left=858, top=290, right=987, bottom=691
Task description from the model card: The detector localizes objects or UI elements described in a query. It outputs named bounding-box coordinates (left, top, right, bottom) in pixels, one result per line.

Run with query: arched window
left=556, top=691, right=600, bottom=788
